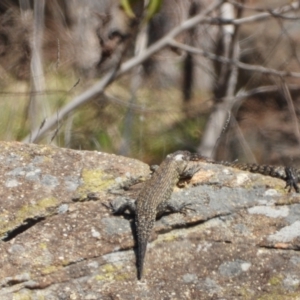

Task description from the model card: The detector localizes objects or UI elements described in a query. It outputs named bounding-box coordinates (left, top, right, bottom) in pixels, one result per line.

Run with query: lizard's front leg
left=105, top=197, right=136, bottom=215
left=284, top=167, right=300, bottom=193
left=156, top=200, right=195, bottom=219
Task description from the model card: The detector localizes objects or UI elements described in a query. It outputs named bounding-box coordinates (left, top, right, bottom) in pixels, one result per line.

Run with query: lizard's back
left=135, top=151, right=190, bottom=279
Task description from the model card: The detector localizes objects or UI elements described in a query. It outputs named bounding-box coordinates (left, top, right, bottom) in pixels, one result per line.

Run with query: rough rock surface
left=1, top=141, right=300, bottom=299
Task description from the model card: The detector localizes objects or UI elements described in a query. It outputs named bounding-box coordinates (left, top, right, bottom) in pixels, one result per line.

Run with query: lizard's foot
left=176, top=202, right=196, bottom=215
left=157, top=202, right=195, bottom=217
left=103, top=197, right=136, bottom=215
left=284, top=167, right=299, bottom=193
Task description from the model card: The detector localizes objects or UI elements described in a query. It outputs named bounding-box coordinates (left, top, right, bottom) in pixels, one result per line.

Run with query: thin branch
left=226, top=84, right=300, bottom=102
left=280, top=81, right=300, bottom=147
left=224, top=1, right=243, bottom=98
left=230, top=115, right=257, bottom=163
left=233, top=0, right=300, bottom=21
left=205, top=1, right=300, bottom=25
left=212, top=110, right=231, bottom=155
left=29, top=0, right=49, bottom=131
left=168, top=40, right=300, bottom=78
left=56, top=38, right=60, bottom=70
left=228, top=1, right=271, bottom=12
left=229, top=0, right=300, bottom=19
left=207, top=1, right=243, bottom=158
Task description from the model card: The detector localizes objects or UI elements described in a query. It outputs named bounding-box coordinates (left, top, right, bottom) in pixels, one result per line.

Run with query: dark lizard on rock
left=189, top=153, right=300, bottom=193
left=109, top=150, right=201, bottom=280
left=109, top=150, right=299, bottom=280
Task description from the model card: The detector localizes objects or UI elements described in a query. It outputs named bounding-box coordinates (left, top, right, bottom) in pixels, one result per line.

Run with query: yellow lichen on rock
left=75, top=169, right=115, bottom=201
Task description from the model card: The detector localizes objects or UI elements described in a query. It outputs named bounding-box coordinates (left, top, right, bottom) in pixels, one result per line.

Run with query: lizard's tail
left=137, top=235, right=147, bottom=280
left=136, top=218, right=153, bottom=280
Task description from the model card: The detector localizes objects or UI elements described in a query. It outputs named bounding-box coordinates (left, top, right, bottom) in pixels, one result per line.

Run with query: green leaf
left=145, top=0, right=162, bottom=21
left=120, top=0, right=136, bottom=18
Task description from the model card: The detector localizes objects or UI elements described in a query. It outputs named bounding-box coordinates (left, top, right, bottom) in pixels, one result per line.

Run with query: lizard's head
left=167, top=150, right=191, bottom=162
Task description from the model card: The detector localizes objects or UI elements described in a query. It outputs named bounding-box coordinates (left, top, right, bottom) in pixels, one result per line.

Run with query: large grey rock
left=0, top=142, right=300, bottom=299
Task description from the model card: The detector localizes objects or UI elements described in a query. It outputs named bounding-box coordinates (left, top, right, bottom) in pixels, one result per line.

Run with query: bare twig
left=168, top=40, right=300, bottom=78
left=19, top=0, right=30, bottom=15
left=229, top=0, right=300, bottom=19
left=230, top=115, right=257, bottom=163
left=227, top=0, right=298, bottom=17
left=69, top=78, right=81, bottom=92
left=56, top=38, right=60, bottom=70
left=212, top=110, right=231, bottom=155
left=200, top=2, right=241, bottom=157
left=228, top=1, right=269, bottom=12
left=182, top=1, right=200, bottom=104
left=64, top=114, right=74, bottom=147
left=225, top=84, right=300, bottom=103
left=32, top=118, right=46, bottom=144
left=51, top=111, right=61, bottom=143
left=225, top=1, right=243, bottom=97
left=204, top=1, right=300, bottom=25
left=29, top=0, right=50, bottom=137
left=280, top=81, right=300, bottom=147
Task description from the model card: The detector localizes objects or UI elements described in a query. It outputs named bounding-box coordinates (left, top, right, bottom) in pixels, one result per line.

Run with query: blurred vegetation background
left=0, top=0, right=300, bottom=165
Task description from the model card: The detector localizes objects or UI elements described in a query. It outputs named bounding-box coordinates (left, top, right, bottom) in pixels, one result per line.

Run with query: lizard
left=108, top=150, right=299, bottom=280
left=109, top=150, right=201, bottom=280
left=189, top=153, right=300, bottom=193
